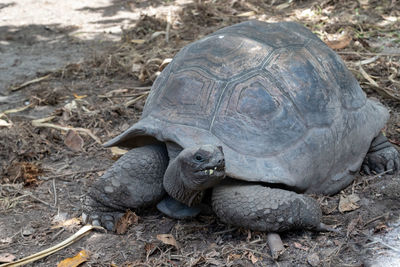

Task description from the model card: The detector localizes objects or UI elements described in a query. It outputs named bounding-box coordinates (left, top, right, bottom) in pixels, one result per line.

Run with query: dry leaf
left=293, top=242, right=309, bottom=251
left=115, top=210, right=139, bottom=234
left=325, top=34, right=352, bottom=49
left=51, top=218, right=81, bottom=229
left=145, top=242, right=157, bottom=259
left=247, top=252, right=258, bottom=264
left=227, top=253, right=241, bottom=262
left=110, top=147, right=128, bottom=156
left=52, top=212, right=69, bottom=224
left=159, top=58, right=172, bottom=71
left=7, top=162, right=42, bottom=186
left=374, top=223, right=389, bottom=233
left=64, top=130, right=84, bottom=152
left=338, top=194, right=360, bottom=213
left=346, top=216, right=361, bottom=237
left=0, top=253, right=16, bottom=263
left=0, top=119, right=12, bottom=127
left=73, top=93, right=87, bottom=99
left=156, top=234, right=180, bottom=249
left=57, top=250, right=89, bottom=267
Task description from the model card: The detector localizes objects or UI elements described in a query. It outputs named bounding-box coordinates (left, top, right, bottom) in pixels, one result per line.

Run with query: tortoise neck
left=163, top=157, right=203, bottom=207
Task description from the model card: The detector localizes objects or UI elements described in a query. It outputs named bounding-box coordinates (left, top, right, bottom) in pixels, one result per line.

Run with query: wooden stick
left=166, top=9, right=172, bottom=43
left=338, top=51, right=400, bottom=56
left=0, top=104, right=33, bottom=119
left=357, top=64, right=400, bottom=101
left=267, top=232, right=285, bottom=260
left=124, top=92, right=149, bottom=107
left=0, top=225, right=102, bottom=267
left=9, top=74, right=51, bottom=92
left=31, top=116, right=101, bottom=144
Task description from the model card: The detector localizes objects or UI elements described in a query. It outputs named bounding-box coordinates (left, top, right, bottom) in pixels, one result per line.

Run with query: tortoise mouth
left=195, top=164, right=226, bottom=179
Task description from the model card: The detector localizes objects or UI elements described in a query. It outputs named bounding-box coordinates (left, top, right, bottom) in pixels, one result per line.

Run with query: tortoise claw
left=363, top=146, right=400, bottom=175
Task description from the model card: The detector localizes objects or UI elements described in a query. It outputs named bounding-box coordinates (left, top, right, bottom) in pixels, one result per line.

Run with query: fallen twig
left=166, top=9, right=172, bottom=43
left=359, top=56, right=379, bottom=65
left=363, top=212, right=389, bottom=227
left=124, top=92, right=149, bottom=107
left=359, top=63, right=379, bottom=87
left=213, top=228, right=237, bottom=235
left=32, top=116, right=101, bottom=144
left=130, top=86, right=152, bottom=90
left=388, top=67, right=400, bottom=86
left=366, top=238, right=400, bottom=253
left=354, top=169, right=393, bottom=187
left=0, top=104, right=33, bottom=119
left=267, top=232, right=285, bottom=260
left=358, top=64, right=400, bottom=101
left=0, top=225, right=102, bottom=267
left=39, top=168, right=107, bottom=181
left=98, top=92, right=149, bottom=98
left=338, top=51, right=400, bottom=57
left=52, top=179, right=58, bottom=208
left=9, top=74, right=51, bottom=92
left=25, top=192, right=52, bottom=207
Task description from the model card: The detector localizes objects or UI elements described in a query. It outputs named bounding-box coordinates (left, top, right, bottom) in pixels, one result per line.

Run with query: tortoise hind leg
left=212, top=180, right=328, bottom=232
left=82, top=144, right=168, bottom=230
left=362, top=132, right=400, bottom=175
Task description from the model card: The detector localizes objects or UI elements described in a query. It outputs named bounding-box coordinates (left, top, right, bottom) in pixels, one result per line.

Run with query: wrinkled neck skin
left=163, top=157, right=204, bottom=207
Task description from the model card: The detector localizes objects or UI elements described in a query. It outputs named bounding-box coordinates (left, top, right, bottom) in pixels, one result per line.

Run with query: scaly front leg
left=82, top=144, right=169, bottom=230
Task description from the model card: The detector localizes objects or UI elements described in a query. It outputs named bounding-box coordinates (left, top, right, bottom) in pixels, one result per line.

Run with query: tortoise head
left=180, top=145, right=226, bottom=190
left=163, top=145, right=226, bottom=206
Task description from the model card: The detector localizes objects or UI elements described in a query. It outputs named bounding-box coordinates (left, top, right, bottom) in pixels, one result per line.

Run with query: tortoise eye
left=194, top=154, right=205, bottom=162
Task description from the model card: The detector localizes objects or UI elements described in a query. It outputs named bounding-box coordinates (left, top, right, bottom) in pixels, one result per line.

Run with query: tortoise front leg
left=362, top=132, right=400, bottom=175
left=211, top=180, right=331, bottom=232
left=82, top=144, right=169, bottom=230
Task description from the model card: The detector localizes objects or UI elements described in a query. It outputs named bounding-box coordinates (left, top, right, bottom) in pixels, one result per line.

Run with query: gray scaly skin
left=83, top=132, right=399, bottom=233
left=362, top=132, right=400, bottom=175
left=82, top=144, right=225, bottom=230
left=163, top=145, right=225, bottom=207
left=82, top=144, right=168, bottom=230
left=212, top=181, right=325, bottom=232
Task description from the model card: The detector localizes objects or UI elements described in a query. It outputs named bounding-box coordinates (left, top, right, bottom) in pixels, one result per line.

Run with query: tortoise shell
left=105, top=20, right=388, bottom=195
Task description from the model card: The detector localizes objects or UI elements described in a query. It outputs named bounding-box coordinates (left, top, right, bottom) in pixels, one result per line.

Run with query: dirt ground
left=1, top=0, right=400, bottom=266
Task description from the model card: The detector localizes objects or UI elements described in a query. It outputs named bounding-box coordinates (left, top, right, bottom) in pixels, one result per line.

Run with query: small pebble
left=22, top=225, right=35, bottom=236
left=307, top=253, right=320, bottom=267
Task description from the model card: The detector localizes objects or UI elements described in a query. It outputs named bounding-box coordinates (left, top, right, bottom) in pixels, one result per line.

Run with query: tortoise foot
left=363, top=133, right=400, bottom=175
left=81, top=145, right=169, bottom=231
left=82, top=194, right=124, bottom=231
left=157, top=196, right=202, bottom=219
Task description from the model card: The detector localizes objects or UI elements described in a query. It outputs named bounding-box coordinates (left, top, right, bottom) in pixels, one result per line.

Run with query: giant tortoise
left=82, top=20, right=399, bottom=233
